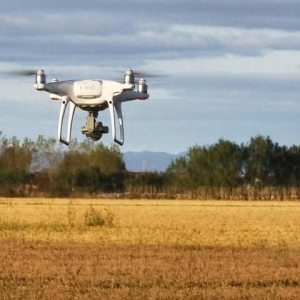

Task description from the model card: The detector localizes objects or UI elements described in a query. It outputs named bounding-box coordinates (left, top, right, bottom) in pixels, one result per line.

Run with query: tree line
left=166, top=136, right=300, bottom=199
left=1, top=131, right=300, bottom=199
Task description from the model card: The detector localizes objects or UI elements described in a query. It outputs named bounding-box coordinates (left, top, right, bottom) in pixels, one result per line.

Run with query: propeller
left=110, top=69, right=169, bottom=85
left=1, top=69, right=39, bottom=77
left=131, top=71, right=166, bottom=79
left=115, top=69, right=167, bottom=79
left=1, top=68, right=168, bottom=86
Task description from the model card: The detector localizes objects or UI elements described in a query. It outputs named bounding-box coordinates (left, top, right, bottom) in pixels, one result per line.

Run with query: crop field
left=0, top=198, right=300, bottom=299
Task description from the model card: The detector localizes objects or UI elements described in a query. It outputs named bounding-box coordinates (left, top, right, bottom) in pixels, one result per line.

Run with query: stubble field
left=0, top=198, right=300, bottom=299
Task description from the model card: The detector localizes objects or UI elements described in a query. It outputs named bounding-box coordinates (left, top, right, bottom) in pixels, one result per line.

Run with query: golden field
left=0, top=198, right=300, bottom=299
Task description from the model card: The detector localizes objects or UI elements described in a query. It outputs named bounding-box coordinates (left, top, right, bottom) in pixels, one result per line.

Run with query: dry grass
left=0, top=198, right=300, bottom=299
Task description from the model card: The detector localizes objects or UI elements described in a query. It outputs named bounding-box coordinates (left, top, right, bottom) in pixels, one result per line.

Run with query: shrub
left=84, top=205, right=115, bottom=227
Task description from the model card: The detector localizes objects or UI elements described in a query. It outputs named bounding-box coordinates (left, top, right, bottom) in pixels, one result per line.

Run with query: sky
left=1, top=0, right=300, bottom=154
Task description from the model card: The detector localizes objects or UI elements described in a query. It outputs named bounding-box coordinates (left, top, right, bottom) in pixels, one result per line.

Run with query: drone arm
left=58, top=96, right=76, bottom=146
left=108, top=97, right=124, bottom=146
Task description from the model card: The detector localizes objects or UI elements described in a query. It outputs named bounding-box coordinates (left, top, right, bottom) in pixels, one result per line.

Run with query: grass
left=0, top=198, right=300, bottom=248
left=0, top=198, right=300, bottom=299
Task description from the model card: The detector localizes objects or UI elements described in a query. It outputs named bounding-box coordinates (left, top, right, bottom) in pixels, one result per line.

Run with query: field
left=0, top=198, right=300, bottom=299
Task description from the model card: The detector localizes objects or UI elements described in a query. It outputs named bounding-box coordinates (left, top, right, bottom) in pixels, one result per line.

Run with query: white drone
left=29, top=69, right=149, bottom=146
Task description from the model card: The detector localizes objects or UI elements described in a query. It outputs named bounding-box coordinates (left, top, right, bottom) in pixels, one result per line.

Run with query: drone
left=29, top=69, right=149, bottom=146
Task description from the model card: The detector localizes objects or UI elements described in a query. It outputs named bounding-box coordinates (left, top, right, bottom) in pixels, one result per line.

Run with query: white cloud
left=143, top=50, right=300, bottom=75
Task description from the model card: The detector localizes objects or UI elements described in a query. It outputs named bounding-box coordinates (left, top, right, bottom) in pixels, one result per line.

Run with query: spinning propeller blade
left=2, top=69, right=38, bottom=76
left=131, top=71, right=166, bottom=78
left=115, top=69, right=167, bottom=79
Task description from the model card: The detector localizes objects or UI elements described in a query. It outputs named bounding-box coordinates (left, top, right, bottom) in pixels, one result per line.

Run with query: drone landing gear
left=81, top=112, right=109, bottom=141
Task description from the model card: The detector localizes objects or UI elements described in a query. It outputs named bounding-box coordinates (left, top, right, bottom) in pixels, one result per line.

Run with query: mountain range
left=123, top=151, right=186, bottom=172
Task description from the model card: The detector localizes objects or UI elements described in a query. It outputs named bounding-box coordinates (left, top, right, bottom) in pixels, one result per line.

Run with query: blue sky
left=1, top=0, right=300, bottom=153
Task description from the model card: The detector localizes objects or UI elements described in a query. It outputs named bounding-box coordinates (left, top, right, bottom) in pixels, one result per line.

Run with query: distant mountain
left=123, top=151, right=186, bottom=172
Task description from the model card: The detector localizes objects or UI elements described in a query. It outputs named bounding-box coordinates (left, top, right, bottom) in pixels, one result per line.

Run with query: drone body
left=33, top=69, right=149, bottom=146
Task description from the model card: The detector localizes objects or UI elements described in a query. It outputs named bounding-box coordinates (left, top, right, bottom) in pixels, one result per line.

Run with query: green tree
left=186, top=139, right=243, bottom=188
left=167, top=156, right=187, bottom=175
left=287, top=145, right=300, bottom=186
left=90, top=143, right=126, bottom=173
left=52, top=141, right=125, bottom=196
left=0, top=134, right=34, bottom=194
left=244, top=135, right=275, bottom=185
left=210, top=139, right=243, bottom=187
left=165, top=156, right=189, bottom=193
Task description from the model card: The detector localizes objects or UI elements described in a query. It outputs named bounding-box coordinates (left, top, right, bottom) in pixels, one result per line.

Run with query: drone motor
left=124, top=69, right=134, bottom=84
left=36, top=69, right=46, bottom=84
left=138, top=78, right=148, bottom=100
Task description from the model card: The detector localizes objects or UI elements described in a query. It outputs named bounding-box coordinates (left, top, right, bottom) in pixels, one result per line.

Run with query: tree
left=244, top=135, right=275, bottom=185
left=167, top=156, right=188, bottom=175
left=186, top=139, right=243, bottom=188
left=90, top=143, right=126, bottom=174
left=0, top=135, right=34, bottom=194
left=165, top=156, right=189, bottom=193
left=287, top=145, right=300, bottom=186
left=52, top=141, right=125, bottom=196
left=209, top=139, right=243, bottom=187
left=187, top=145, right=212, bottom=187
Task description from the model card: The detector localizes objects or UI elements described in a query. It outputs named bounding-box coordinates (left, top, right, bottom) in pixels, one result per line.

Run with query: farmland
left=0, top=198, right=300, bottom=299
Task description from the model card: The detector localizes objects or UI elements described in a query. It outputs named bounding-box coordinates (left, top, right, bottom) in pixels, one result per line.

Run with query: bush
left=84, top=205, right=115, bottom=227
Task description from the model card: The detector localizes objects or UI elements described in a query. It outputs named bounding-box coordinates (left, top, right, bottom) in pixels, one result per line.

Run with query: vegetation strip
left=2, top=134, right=300, bottom=199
